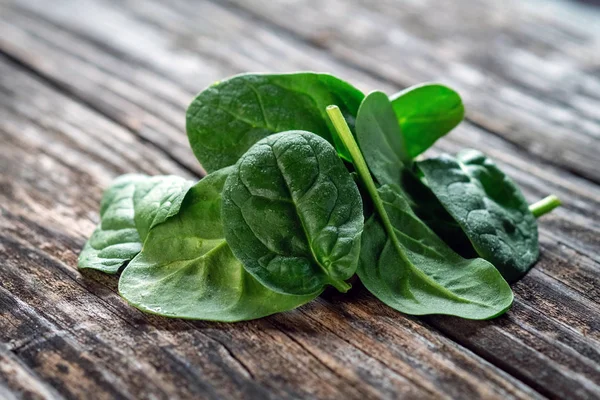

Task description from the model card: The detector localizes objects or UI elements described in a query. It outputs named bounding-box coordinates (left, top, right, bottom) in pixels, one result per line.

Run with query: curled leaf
left=222, top=131, right=364, bottom=295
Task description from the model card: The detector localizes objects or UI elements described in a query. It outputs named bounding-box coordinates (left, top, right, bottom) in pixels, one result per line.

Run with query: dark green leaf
left=186, top=73, right=364, bottom=172
left=400, top=170, right=476, bottom=259
left=390, top=83, right=464, bottom=158
left=119, top=168, right=318, bottom=321
left=78, top=175, right=193, bottom=273
left=222, top=131, right=364, bottom=295
left=418, top=150, right=539, bottom=282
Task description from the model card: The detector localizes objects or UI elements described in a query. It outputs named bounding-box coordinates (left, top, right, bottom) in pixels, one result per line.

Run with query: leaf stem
left=326, top=105, right=412, bottom=266
left=329, top=279, right=352, bottom=293
left=529, top=195, right=561, bottom=218
left=326, top=105, right=381, bottom=216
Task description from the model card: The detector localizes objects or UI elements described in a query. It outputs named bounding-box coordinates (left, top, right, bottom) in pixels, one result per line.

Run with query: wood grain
left=1, top=0, right=599, bottom=398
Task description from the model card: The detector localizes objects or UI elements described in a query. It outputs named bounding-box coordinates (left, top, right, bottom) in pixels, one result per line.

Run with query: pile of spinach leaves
left=79, top=72, right=561, bottom=322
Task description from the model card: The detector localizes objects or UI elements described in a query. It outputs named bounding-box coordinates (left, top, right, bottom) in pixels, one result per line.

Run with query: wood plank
left=222, top=0, right=600, bottom=183
left=0, top=344, right=63, bottom=400
left=0, top=59, right=545, bottom=399
left=1, top=0, right=599, bottom=398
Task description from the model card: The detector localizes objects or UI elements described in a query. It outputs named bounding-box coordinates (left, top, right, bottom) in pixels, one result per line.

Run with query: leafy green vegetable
left=417, top=150, right=539, bottom=282
left=186, top=73, right=364, bottom=173
left=355, top=87, right=463, bottom=184
left=355, top=91, right=474, bottom=254
left=133, top=176, right=193, bottom=241
left=79, top=71, right=561, bottom=322
left=78, top=175, right=192, bottom=273
left=79, top=175, right=147, bottom=273
left=222, top=131, right=364, bottom=295
left=360, top=185, right=513, bottom=318
left=390, top=83, right=464, bottom=158
left=355, top=91, right=410, bottom=186
left=327, top=105, right=513, bottom=319
left=354, top=90, right=539, bottom=281
left=401, top=170, right=477, bottom=258
left=119, top=168, right=318, bottom=321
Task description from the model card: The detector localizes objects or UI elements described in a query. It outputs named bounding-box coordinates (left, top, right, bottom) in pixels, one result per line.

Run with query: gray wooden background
left=1, top=0, right=599, bottom=399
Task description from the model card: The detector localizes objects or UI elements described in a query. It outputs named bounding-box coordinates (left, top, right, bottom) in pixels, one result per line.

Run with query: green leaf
left=222, top=131, right=364, bottom=295
left=186, top=72, right=364, bottom=173
left=355, top=91, right=410, bottom=186
left=133, top=176, right=193, bottom=241
left=119, top=167, right=318, bottom=321
left=417, top=150, right=539, bottom=282
left=354, top=90, right=475, bottom=257
left=78, top=175, right=193, bottom=273
left=359, top=185, right=513, bottom=319
left=327, top=106, right=513, bottom=319
left=390, top=83, right=464, bottom=158
left=400, top=170, right=477, bottom=258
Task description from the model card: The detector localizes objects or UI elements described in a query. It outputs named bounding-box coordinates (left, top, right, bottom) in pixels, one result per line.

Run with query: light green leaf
left=78, top=175, right=193, bottom=273
left=133, top=176, right=193, bottom=241
left=359, top=185, right=513, bottom=319
left=119, top=167, right=318, bottom=321
left=390, top=83, right=464, bottom=158
left=356, top=91, right=409, bottom=186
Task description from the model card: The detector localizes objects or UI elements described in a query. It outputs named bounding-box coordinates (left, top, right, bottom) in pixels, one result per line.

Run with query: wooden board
left=1, top=0, right=599, bottom=398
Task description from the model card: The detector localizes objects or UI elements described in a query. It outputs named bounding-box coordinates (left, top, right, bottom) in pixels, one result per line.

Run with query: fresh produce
left=328, top=105, right=512, bottom=319
left=118, top=167, right=318, bottom=321
left=221, top=131, right=364, bottom=296
left=79, top=72, right=560, bottom=321
left=79, top=175, right=192, bottom=274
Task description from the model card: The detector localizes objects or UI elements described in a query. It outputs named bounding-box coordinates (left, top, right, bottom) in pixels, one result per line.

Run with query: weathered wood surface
left=0, top=0, right=599, bottom=399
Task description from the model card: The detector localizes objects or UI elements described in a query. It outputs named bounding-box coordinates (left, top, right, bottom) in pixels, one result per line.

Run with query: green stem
left=329, top=279, right=352, bottom=293
left=326, top=105, right=412, bottom=266
left=327, top=105, right=471, bottom=301
left=529, top=195, right=561, bottom=218
left=326, top=106, right=378, bottom=211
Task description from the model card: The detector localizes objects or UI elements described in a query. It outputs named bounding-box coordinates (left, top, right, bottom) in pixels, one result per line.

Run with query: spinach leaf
left=355, top=91, right=410, bottom=186
left=78, top=175, right=192, bottom=273
left=119, top=168, right=318, bottom=321
left=79, top=174, right=147, bottom=273
left=401, top=170, right=477, bottom=258
left=417, top=150, right=539, bottom=282
left=133, top=176, right=193, bottom=241
left=355, top=90, right=475, bottom=256
left=327, top=106, right=513, bottom=319
left=390, top=83, right=464, bottom=158
left=360, top=185, right=513, bottom=319
left=222, top=131, right=364, bottom=295
left=186, top=73, right=364, bottom=172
